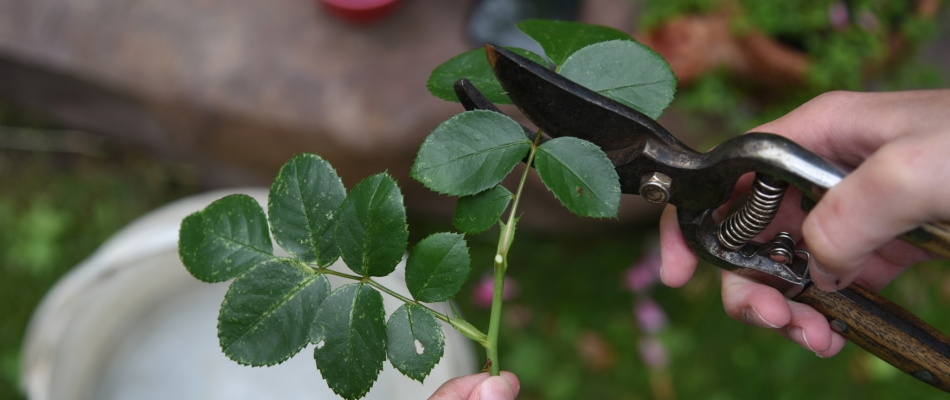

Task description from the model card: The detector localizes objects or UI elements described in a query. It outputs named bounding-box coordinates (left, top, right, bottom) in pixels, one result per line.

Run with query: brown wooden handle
left=793, top=283, right=950, bottom=391
left=902, top=221, right=950, bottom=259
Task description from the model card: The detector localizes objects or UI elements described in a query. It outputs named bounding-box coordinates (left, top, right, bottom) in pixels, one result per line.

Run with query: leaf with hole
left=427, top=47, right=547, bottom=104
left=387, top=304, right=445, bottom=382
left=411, top=110, right=531, bottom=196
left=311, top=283, right=387, bottom=400
left=334, top=173, right=408, bottom=277
left=559, top=40, right=677, bottom=120
left=217, top=258, right=330, bottom=366
left=517, top=19, right=632, bottom=66
left=268, top=153, right=346, bottom=266
left=453, top=185, right=512, bottom=234
left=406, top=232, right=470, bottom=303
left=179, top=194, right=274, bottom=283
left=534, top=137, right=620, bottom=218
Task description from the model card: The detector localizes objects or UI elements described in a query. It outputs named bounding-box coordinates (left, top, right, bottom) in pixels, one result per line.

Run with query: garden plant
left=178, top=20, right=676, bottom=400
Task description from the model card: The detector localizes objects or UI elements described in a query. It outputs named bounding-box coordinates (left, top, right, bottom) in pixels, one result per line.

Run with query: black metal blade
left=484, top=43, right=689, bottom=153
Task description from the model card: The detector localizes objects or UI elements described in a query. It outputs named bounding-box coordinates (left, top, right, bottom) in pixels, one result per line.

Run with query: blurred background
left=1, top=0, right=949, bottom=399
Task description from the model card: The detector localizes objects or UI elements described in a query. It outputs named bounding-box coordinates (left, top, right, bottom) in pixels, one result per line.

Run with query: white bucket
left=20, top=188, right=476, bottom=400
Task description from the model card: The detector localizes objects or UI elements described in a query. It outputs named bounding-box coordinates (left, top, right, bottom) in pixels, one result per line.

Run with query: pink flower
left=472, top=275, right=519, bottom=309
left=625, top=252, right=661, bottom=293
left=634, top=298, right=668, bottom=334
left=638, top=337, right=669, bottom=370
left=829, top=2, right=849, bottom=29
left=857, top=10, right=879, bottom=32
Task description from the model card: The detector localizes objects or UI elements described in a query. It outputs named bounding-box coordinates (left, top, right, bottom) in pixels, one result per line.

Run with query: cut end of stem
left=494, top=254, right=503, bottom=264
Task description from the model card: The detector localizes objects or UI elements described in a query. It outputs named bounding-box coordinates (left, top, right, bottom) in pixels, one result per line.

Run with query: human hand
left=659, top=89, right=950, bottom=357
left=428, top=372, right=520, bottom=400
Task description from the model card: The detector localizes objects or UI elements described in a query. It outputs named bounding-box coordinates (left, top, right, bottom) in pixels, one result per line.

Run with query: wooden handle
left=902, top=221, right=950, bottom=259
left=793, top=283, right=950, bottom=391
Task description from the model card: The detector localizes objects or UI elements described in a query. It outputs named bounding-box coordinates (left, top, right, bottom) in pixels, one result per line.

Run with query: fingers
left=802, top=133, right=950, bottom=290
left=659, top=205, right=698, bottom=287
left=720, top=271, right=847, bottom=356
left=428, top=372, right=520, bottom=400
left=721, top=271, right=790, bottom=329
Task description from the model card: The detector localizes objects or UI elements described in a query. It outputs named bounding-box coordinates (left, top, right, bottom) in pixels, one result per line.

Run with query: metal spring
left=717, top=175, right=789, bottom=250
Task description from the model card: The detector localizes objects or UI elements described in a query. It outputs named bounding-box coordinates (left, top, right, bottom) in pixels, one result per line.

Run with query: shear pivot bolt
left=639, top=172, right=672, bottom=205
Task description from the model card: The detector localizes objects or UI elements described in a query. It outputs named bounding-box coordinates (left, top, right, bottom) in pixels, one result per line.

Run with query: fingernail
left=788, top=326, right=816, bottom=353
left=808, top=257, right=840, bottom=291
left=742, top=307, right=780, bottom=329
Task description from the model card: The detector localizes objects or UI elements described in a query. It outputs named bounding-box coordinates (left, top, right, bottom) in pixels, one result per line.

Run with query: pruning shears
left=456, top=43, right=950, bottom=392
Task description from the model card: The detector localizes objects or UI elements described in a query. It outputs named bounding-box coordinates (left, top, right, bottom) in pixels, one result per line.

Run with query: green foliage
left=334, top=173, right=408, bottom=277
left=312, top=283, right=388, bottom=400
left=179, top=194, right=274, bottom=283
left=387, top=304, right=445, bottom=382
left=645, top=0, right=944, bottom=135
left=534, top=137, right=622, bottom=218
left=178, top=17, right=683, bottom=399
left=268, top=154, right=346, bottom=266
left=517, top=19, right=632, bottom=66
left=406, top=232, right=471, bottom=303
left=559, top=40, right=678, bottom=120
left=218, top=258, right=330, bottom=366
left=427, top=47, right=546, bottom=104
left=411, top=110, right=531, bottom=196
left=453, top=185, right=512, bottom=234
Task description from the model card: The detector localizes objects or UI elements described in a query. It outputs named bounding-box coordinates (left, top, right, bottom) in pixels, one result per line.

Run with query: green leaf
left=517, top=19, right=632, bottom=66
left=558, top=40, right=677, bottom=120
left=179, top=194, right=274, bottom=283
left=427, top=47, right=547, bottom=104
left=218, top=258, right=330, bottom=366
left=534, top=137, right=620, bottom=218
left=387, top=304, right=445, bottom=382
left=405, top=232, right=470, bottom=303
left=411, top=110, right=531, bottom=196
left=268, top=153, right=346, bottom=266
left=312, top=283, right=387, bottom=400
left=453, top=185, right=512, bottom=234
left=334, top=173, right=408, bottom=277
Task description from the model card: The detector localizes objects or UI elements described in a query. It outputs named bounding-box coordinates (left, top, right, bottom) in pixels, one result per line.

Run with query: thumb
left=802, top=134, right=947, bottom=290
left=469, top=376, right=517, bottom=400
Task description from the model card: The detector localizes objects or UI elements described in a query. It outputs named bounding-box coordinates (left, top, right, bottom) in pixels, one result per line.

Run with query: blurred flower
left=503, top=304, right=533, bottom=330
left=638, top=337, right=669, bottom=370
left=625, top=252, right=661, bottom=293
left=634, top=298, right=668, bottom=334
left=473, top=275, right=519, bottom=308
left=575, top=330, right=616, bottom=372
left=829, top=2, right=850, bottom=29
left=857, top=10, right=880, bottom=32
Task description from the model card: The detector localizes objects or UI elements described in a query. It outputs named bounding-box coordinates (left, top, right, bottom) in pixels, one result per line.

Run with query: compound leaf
left=387, top=304, right=445, bottom=382
left=517, top=19, right=632, bottom=66
left=453, top=185, right=512, bottom=234
left=218, top=258, right=330, bottom=366
left=312, top=283, right=387, bottom=400
left=411, top=110, right=530, bottom=196
left=179, top=194, right=274, bottom=283
left=335, top=173, right=408, bottom=277
left=559, top=40, right=677, bottom=120
left=534, top=137, right=620, bottom=218
left=406, top=232, right=470, bottom=303
left=427, top=47, right=546, bottom=104
left=268, top=153, right=346, bottom=266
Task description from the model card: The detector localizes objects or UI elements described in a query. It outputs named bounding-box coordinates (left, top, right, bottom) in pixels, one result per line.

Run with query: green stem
left=319, top=268, right=451, bottom=324
left=486, top=129, right=544, bottom=376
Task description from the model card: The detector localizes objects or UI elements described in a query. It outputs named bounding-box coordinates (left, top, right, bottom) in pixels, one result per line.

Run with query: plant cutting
left=178, top=19, right=677, bottom=400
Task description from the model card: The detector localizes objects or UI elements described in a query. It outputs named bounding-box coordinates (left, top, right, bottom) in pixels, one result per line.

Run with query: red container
left=321, top=0, right=401, bottom=25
